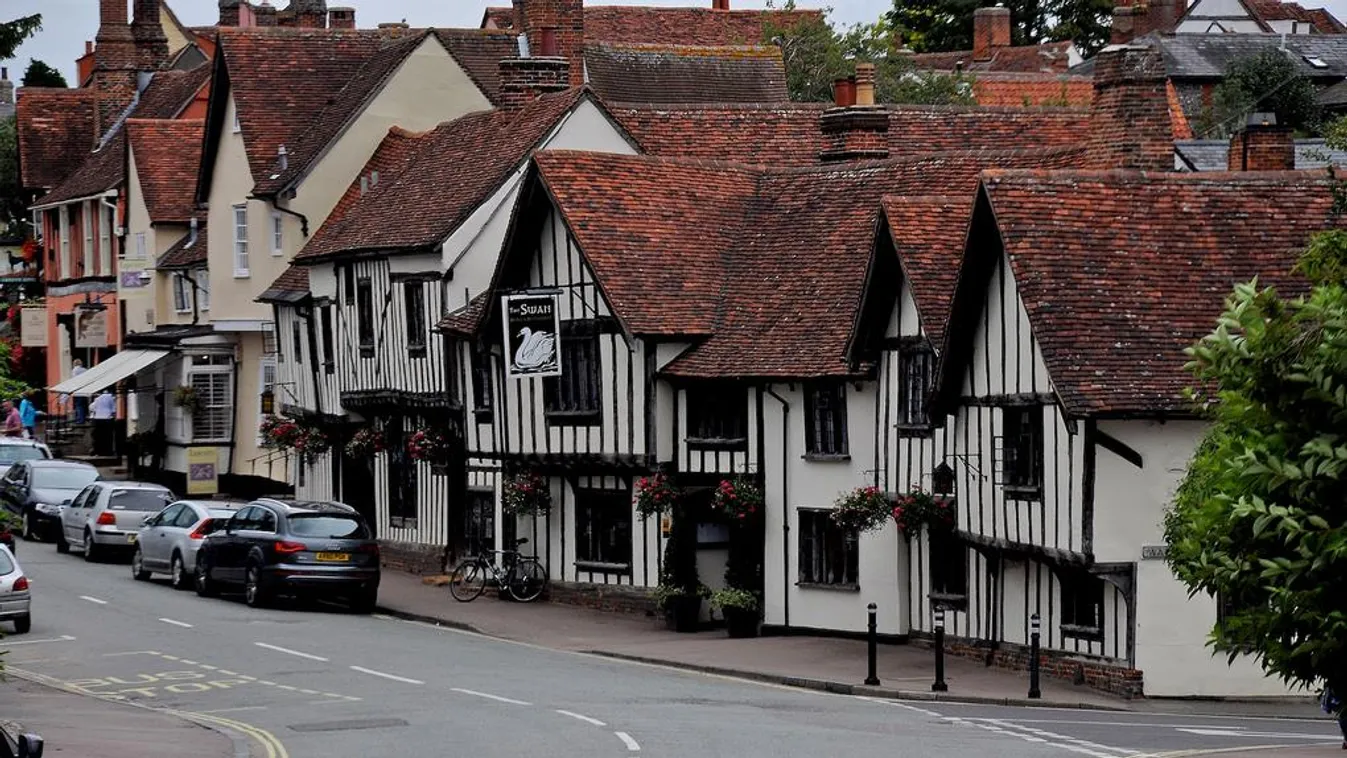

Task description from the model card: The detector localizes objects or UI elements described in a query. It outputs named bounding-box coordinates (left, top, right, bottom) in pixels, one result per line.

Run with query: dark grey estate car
left=194, top=499, right=379, bottom=612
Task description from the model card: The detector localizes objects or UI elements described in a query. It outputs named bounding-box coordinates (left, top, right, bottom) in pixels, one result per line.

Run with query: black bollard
left=865, top=602, right=880, bottom=686
left=1028, top=612, right=1042, bottom=699
left=933, top=608, right=948, bottom=692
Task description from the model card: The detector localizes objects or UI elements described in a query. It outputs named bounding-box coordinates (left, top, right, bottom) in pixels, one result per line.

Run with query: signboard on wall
left=74, top=307, right=108, bottom=349
left=19, top=308, right=47, bottom=348
left=187, top=447, right=219, bottom=495
left=119, top=267, right=149, bottom=289
left=502, top=293, right=561, bottom=379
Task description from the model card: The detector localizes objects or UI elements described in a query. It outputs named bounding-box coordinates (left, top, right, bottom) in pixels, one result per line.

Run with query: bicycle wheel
left=449, top=560, right=488, bottom=602
left=507, top=558, right=548, bottom=603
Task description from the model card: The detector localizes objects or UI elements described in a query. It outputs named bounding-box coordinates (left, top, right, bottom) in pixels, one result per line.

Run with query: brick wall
left=498, top=58, right=570, bottom=109
left=548, top=581, right=659, bottom=616
left=818, top=107, right=890, bottom=162
left=912, top=633, right=1146, bottom=699
left=1087, top=46, right=1174, bottom=173
left=512, top=0, right=586, bottom=87
left=380, top=540, right=447, bottom=575
left=1228, top=125, right=1295, bottom=171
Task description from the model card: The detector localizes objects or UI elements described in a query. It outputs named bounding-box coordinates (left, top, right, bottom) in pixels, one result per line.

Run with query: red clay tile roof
left=528, top=146, right=1083, bottom=378
left=584, top=43, right=789, bottom=103
left=482, top=7, right=515, bottom=29
left=297, top=88, right=595, bottom=262
left=1245, top=0, right=1346, bottom=32
left=966, top=169, right=1338, bottom=416
left=127, top=119, right=204, bottom=224
left=15, top=89, right=98, bottom=191
left=909, top=41, right=1076, bottom=73
left=483, top=5, right=822, bottom=45
left=134, top=65, right=212, bottom=121
left=439, top=292, right=489, bottom=336
left=880, top=195, right=972, bottom=347
left=155, top=221, right=208, bottom=269
left=1166, top=80, right=1195, bottom=140
left=971, top=73, right=1094, bottom=107
left=610, top=103, right=1091, bottom=166
left=258, top=265, right=311, bottom=304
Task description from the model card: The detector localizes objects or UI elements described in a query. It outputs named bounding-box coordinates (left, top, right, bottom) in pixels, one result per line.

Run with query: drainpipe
left=252, top=195, right=309, bottom=238
left=765, top=385, right=791, bottom=630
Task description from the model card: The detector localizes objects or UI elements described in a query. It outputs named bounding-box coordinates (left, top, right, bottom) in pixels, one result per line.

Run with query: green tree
left=0, top=14, right=41, bottom=60
left=886, top=0, right=1112, bottom=57
left=21, top=59, right=66, bottom=89
left=1206, top=47, right=1321, bottom=137
left=1165, top=121, right=1347, bottom=697
left=0, top=116, right=25, bottom=239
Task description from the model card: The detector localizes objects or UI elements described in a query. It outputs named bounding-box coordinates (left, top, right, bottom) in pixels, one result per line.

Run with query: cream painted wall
left=122, top=147, right=160, bottom=334
left=231, top=332, right=289, bottom=481
left=204, top=92, right=258, bottom=324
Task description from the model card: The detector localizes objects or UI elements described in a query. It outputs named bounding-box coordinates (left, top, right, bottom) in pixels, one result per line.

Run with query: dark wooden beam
left=1095, top=429, right=1143, bottom=469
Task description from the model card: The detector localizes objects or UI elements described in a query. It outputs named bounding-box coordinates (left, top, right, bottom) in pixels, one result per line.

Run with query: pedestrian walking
left=70, top=359, right=88, bottom=423
left=1, top=401, right=20, bottom=438
left=1322, top=686, right=1347, bottom=749
left=91, top=389, right=116, bottom=456
left=18, top=391, right=39, bottom=440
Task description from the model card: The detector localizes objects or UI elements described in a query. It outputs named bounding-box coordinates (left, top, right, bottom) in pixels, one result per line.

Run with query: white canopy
left=49, top=350, right=171, bottom=397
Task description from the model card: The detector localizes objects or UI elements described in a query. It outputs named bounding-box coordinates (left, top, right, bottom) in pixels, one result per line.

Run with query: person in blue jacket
left=17, top=391, right=39, bottom=440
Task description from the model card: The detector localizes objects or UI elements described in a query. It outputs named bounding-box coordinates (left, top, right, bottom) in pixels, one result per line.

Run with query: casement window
left=404, top=281, right=426, bottom=358
left=82, top=202, right=93, bottom=275
left=544, top=324, right=600, bottom=424
left=470, top=348, right=493, bottom=422
left=1059, top=569, right=1105, bottom=640
left=385, top=416, right=417, bottom=527
left=575, top=488, right=632, bottom=570
left=257, top=358, right=276, bottom=444
left=232, top=205, right=249, bottom=277
left=898, top=348, right=935, bottom=427
left=356, top=277, right=374, bottom=357
left=805, top=381, right=849, bottom=457
left=291, top=318, right=303, bottom=365
left=798, top=509, right=859, bottom=587
left=195, top=269, right=210, bottom=311
left=173, top=274, right=192, bottom=313
left=189, top=363, right=233, bottom=443
left=320, top=306, right=335, bottom=375
left=58, top=207, right=70, bottom=279
left=685, top=384, right=748, bottom=449
left=464, top=489, right=495, bottom=558
left=1002, top=405, right=1044, bottom=499
left=100, top=205, right=113, bottom=272
left=132, top=232, right=147, bottom=261
left=270, top=212, right=283, bottom=255
left=928, top=529, right=968, bottom=603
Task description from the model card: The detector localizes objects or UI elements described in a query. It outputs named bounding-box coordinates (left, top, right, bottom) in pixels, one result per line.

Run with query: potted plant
left=345, top=426, right=385, bottom=458
left=656, top=501, right=703, bottom=632
left=831, top=485, right=893, bottom=533
left=634, top=472, right=677, bottom=519
left=502, top=470, right=552, bottom=516
left=892, top=490, right=956, bottom=536
left=172, top=385, right=202, bottom=416
left=710, top=588, right=761, bottom=638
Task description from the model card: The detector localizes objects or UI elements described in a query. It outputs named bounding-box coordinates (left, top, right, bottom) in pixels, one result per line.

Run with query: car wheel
left=83, top=531, right=99, bottom=562
left=195, top=557, right=217, bottom=598
left=55, top=529, right=69, bottom=554
left=244, top=565, right=270, bottom=609
left=350, top=587, right=377, bottom=614
left=170, top=553, right=190, bottom=590
left=13, top=614, right=30, bottom=634
left=20, top=512, right=35, bottom=542
left=131, top=549, right=150, bottom=581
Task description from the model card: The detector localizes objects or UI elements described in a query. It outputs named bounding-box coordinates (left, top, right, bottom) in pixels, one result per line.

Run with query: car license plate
left=315, top=552, right=349, bottom=562
left=126, top=534, right=137, bottom=544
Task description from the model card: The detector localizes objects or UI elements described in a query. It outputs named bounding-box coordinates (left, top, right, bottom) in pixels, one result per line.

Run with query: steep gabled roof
left=910, top=40, right=1076, bottom=73
left=155, top=221, right=208, bottom=269
left=296, top=88, right=600, bottom=263
left=1244, top=0, right=1346, bottom=32
left=939, top=170, right=1338, bottom=417
left=258, top=265, right=311, bottom=304
left=584, top=43, right=789, bottom=103
left=15, top=89, right=98, bottom=191
left=1074, top=33, right=1347, bottom=78
left=127, top=119, right=204, bottom=224
left=440, top=292, right=489, bottom=337
left=880, top=195, right=972, bottom=348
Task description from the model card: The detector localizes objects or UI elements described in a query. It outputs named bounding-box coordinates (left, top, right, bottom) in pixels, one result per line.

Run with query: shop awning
left=49, top=350, right=171, bottom=396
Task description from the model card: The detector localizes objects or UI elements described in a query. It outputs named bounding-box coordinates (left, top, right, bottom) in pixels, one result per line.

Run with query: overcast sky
left=1, top=0, right=880, bottom=84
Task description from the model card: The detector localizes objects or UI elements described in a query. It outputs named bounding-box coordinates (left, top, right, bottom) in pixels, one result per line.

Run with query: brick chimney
left=93, top=0, right=139, bottom=136
left=1086, top=45, right=1173, bottom=172
left=713, top=0, right=731, bottom=8
left=1228, top=113, right=1295, bottom=171
left=0, top=69, right=13, bottom=110
left=219, top=0, right=242, bottom=27
left=499, top=42, right=570, bottom=110
left=1110, top=6, right=1136, bottom=44
left=512, top=0, right=585, bottom=87
left=329, top=7, right=356, bottom=28
left=290, top=0, right=328, bottom=28
left=132, top=0, right=169, bottom=71
left=973, top=7, right=1012, bottom=63
left=255, top=3, right=278, bottom=27
left=818, top=62, right=890, bottom=163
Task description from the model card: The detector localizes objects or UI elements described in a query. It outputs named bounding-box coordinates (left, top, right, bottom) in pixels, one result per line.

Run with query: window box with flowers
left=891, top=490, right=956, bottom=536
left=503, top=470, right=552, bottom=517
left=829, top=486, right=892, bottom=533
left=634, top=472, right=677, bottom=519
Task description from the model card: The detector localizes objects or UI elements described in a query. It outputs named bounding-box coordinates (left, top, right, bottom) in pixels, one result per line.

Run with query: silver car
left=57, top=481, right=175, bottom=562
left=133, top=500, right=245, bottom=589
left=0, top=544, right=32, bottom=633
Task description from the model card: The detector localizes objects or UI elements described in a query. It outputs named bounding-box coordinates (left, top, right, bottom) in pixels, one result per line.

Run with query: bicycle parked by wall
left=448, top=538, right=548, bottom=603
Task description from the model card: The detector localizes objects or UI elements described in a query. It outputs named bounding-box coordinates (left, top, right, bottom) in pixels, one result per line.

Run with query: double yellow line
left=173, top=709, right=290, bottom=758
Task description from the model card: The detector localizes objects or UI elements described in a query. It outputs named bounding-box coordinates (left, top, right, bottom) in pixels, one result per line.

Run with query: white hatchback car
left=57, top=482, right=175, bottom=562
left=0, top=544, right=32, bottom=633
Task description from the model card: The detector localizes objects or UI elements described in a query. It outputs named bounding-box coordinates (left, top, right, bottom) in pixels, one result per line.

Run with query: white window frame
left=258, top=357, right=277, bottom=445
left=173, top=274, right=192, bottom=313
left=232, top=204, right=249, bottom=278
left=271, top=212, right=283, bottom=256
left=82, top=202, right=94, bottom=276
left=195, top=268, right=210, bottom=312
left=132, top=231, right=147, bottom=262
left=99, top=205, right=112, bottom=272
left=189, top=366, right=233, bottom=444
left=58, top=207, right=70, bottom=279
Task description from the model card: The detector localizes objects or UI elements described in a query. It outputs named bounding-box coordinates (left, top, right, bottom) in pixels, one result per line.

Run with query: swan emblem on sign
left=514, top=327, right=557, bottom=372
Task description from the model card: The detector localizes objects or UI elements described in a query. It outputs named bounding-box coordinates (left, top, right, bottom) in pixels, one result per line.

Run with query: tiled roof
left=970, top=170, right=1338, bottom=415
left=1073, top=33, right=1347, bottom=78
left=127, top=119, right=204, bottom=224
left=155, top=222, right=208, bottom=269
left=880, top=195, right=972, bottom=348
left=584, top=43, right=789, bottom=103
left=610, top=103, right=1090, bottom=166
left=531, top=146, right=1084, bottom=378
left=439, top=292, right=489, bottom=336
left=15, top=88, right=98, bottom=191
left=481, top=5, right=822, bottom=44
left=1175, top=138, right=1347, bottom=169
left=910, top=41, right=1075, bottom=73
left=1245, top=0, right=1346, bottom=32
left=258, top=265, right=311, bottom=304
left=971, top=73, right=1094, bottom=107
left=133, top=65, right=212, bottom=121
left=297, top=89, right=593, bottom=262
left=1166, top=80, right=1195, bottom=140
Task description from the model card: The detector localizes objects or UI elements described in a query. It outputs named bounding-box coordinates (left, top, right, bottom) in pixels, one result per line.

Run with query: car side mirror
left=141, top=516, right=155, bottom=527
left=18, top=733, right=43, bottom=758
left=60, top=499, right=71, bottom=507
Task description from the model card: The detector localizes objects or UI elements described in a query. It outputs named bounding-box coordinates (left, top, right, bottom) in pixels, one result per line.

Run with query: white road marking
left=254, top=642, right=328, bottom=662
left=0, top=635, right=74, bottom=646
left=980, top=718, right=1136, bottom=756
left=555, top=710, right=607, bottom=727
left=949, top=717, right=1124, bottom=758
left=102, top=650, right=156, bottom=657
left=158, top=618, right=193, bottom=628
left=1177, top=728, right=1339, bottom=740
left=451, top=687, right=529, bottom=705
left=79, top=595, right=107, bottom=605
left=351, top=666, right=425, bottom=685
left=857, top=696, right=944, bottom=719
left=614, top=731, right=641, bottom=751
left=199, top=706, right=267, bottom=715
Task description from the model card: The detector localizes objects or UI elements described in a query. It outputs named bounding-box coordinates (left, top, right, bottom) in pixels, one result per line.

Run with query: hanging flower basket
left=173, top=385, right=203, bottom=416
left=503, top=470, right=552, bottom=516
left=711, top=476, right=763, bottom=522
left=406, top=428, right=452, bottom=463
left=830, top=486, right=893, bottom=533
left=634, top=473, right=677, bottom=518
left=259, top=415, right=301, bottom=450
left=345, top=427, right=385, bottom=458
left=892, top=490, right=957, bottom=535
left=291, top=427, right=330, bottom=462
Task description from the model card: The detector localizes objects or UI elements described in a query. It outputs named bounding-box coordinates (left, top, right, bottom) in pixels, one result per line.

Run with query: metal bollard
left=865, top=602, right=880, bottom=686
left=1028, top=612, right=1042, bottom=699
left=933, top=608, right=948, bottom=692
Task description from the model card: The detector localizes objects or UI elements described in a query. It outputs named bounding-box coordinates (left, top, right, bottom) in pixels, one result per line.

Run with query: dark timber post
left=865, top=603, right=880, bottom=686
left=1028, top=612, right=1042, bottom=699
left=933, top=608, right=948, bottom=692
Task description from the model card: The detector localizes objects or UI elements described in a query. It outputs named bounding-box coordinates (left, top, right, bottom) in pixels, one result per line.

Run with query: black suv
left=194, top=499, right=380, bottom=612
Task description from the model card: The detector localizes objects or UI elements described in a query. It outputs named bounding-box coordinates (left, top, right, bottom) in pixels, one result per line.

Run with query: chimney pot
left=536, top=27, right=560, bottom=57
left=973, top=7, right=1012, bottom=62
left=833, top=77, right=856, bottom=107
left=1111, top=6, right=1137, bottom=45
left=329, top=7, right=356, bottom=29
left=85, top=40, right=95, bottom=55
left=713, top=0, right=731, bottom=9
left=854, top=62, right=877, bottom=106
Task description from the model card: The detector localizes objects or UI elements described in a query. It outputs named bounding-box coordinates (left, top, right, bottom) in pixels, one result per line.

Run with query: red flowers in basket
left=635, top=473, right=677, bottom=518
left=711, top=476, right=763, bottom=521
left=405, top=428, right=451, bottom=462
left=891, top=491, right=956, bottom=534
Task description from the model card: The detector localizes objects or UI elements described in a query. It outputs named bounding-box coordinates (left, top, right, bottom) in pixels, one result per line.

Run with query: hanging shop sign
left=19, top=308, right=47, bottom=348
left=502, top=293, right=561, bottom=380
left=74, top=306, right=109, bottom=349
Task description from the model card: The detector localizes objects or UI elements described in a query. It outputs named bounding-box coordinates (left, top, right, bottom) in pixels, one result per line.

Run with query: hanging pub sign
left=19, top=308, right=47, bottom=348
left=74, top=306, right=109, bottom=349
left=502, top=293, right=561, bottom=379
